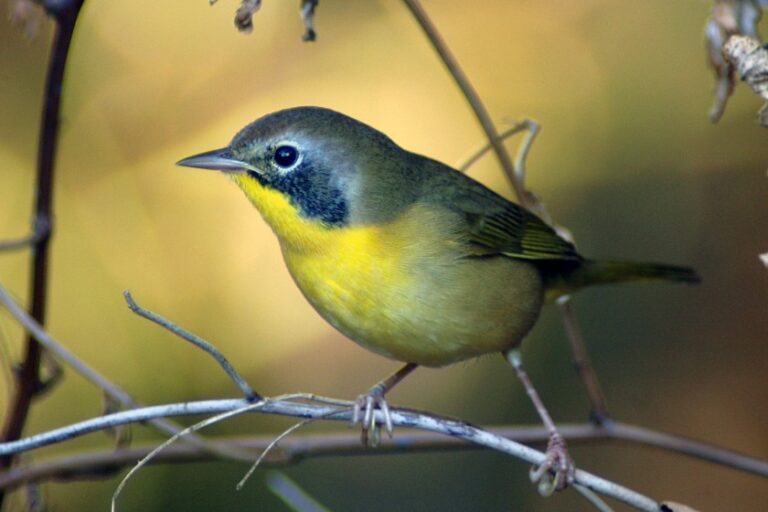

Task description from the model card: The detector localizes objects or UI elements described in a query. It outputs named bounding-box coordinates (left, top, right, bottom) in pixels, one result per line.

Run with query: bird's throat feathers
left=230, top=173, right=350, bottom=254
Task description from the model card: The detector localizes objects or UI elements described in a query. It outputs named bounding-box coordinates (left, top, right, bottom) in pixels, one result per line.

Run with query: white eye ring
left=272, top=141, right=302, bottom=172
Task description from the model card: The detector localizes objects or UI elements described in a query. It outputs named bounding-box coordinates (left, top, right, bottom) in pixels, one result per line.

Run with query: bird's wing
left=461, top=203, right=581, bottom=261
left=418, top=163, right=581, bottom=262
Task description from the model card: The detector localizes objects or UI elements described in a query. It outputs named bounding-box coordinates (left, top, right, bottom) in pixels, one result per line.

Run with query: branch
left=0, top=212, right=51, bottom=252
left=1, top=3, right=86, bottom=495
left=400, top=0, right=531, bottom=207
left=2, top=420, right=765, bottom=492
left=123, top=291, right=259, bottom=401
left=0, top=283, right=255, bottom=463
left=0, top=397, right=667, bottom=511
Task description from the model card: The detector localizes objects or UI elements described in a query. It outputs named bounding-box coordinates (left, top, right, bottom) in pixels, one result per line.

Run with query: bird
left=177, top=106, right=699, bottom=490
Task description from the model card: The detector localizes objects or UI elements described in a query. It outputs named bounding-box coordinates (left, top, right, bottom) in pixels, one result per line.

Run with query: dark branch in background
left=0, top=4, right=85, bottom=508
left=556, top=297, right=609, bottom=423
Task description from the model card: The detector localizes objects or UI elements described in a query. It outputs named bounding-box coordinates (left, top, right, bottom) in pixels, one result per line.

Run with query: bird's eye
left=273, top=145, right=299, bottom=169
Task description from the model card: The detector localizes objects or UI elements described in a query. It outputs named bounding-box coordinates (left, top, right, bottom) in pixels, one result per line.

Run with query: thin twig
left=574, top=483, right=615, bottom=512
left=123, top=290, right=259, bottom=401
left=457, top=122, right=530, bottom=172
left=236, top=419, right=314, bottom=490
left=110, top=398, right=279, bottom=511
left=556, top=296, right=609, bottom=423
left=0, top=397, right=668, bottom=511
left=0, top=284, right=140, bottom=409
left=266, top=472, right=332, bottom=512
left=401, top=0, right=530, bottom=206
left=0, top=234, right=37, bottom=252
left=0, top=283, right=254, bottom=462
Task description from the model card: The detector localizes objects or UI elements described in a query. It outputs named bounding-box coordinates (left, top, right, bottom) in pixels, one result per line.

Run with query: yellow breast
left=231, top=174, right=543, bottom=366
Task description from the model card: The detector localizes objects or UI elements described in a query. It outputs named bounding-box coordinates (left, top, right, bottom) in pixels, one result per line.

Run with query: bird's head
left=177, top=107, right=412, bottom=237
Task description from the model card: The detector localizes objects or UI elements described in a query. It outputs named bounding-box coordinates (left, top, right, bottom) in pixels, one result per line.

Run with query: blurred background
left=1, top=0, right=767, bottom=510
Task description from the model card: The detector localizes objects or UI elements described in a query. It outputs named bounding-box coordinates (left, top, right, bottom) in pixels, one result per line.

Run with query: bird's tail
left=543, top=259, right=700, bottom=302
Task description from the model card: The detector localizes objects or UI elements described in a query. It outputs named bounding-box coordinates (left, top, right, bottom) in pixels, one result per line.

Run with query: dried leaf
left=234, top=0, right=261, bottom=33
left=704, top=0, right=764, bottom=122
left=300, top=0, right=318, bottom=41
left=724, top=34, right=768, bottom=126
left=216, top=0, right=318, bottom=40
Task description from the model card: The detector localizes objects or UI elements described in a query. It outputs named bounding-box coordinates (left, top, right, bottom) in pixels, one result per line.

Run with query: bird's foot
left=351, top=384, right=393, bottom=447
left=529, top=432, right=574, bottom=495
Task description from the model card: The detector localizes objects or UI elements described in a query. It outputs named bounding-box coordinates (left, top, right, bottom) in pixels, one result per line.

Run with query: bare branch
left=2, top=420, right=765, bottom=492
left=0, top=397, right=672, bottom=511
left=556, top=297, right=609, bottom=423
left=0, top=283, right=253, bottom=462
left=401, top=0, right=533, bottom=208
left=123, top=291, right=259, bottom=401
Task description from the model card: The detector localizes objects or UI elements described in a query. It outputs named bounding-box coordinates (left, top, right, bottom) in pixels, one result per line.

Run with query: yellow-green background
left=1, top=1, right=767, bottom=510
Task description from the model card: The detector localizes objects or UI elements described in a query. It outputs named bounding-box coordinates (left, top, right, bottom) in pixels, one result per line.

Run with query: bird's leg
left=505, top=349, right=575, bottom=495
left=352, top=362, right=418, bottom=446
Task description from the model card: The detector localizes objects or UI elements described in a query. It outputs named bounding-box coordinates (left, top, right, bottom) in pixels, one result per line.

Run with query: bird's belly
left=282, top=245, right=544, bottom=367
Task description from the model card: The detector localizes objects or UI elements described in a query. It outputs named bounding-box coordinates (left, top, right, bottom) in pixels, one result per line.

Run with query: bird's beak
left=176, top=148, right=253, bottom=173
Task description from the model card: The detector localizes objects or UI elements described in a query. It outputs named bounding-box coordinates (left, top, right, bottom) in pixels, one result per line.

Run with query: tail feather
left=578, top=260, right=700, bottom=286
left=543, top=259, right=700, bottom=302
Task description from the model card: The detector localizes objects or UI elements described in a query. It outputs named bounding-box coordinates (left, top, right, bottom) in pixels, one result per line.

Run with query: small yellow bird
left=178, top=106, right=698, bottom=488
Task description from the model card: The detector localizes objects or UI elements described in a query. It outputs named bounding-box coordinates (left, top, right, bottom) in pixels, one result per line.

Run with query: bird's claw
left=351, top=387, right=393, bottom=446
left=529, top=432, right=574, bottom=496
